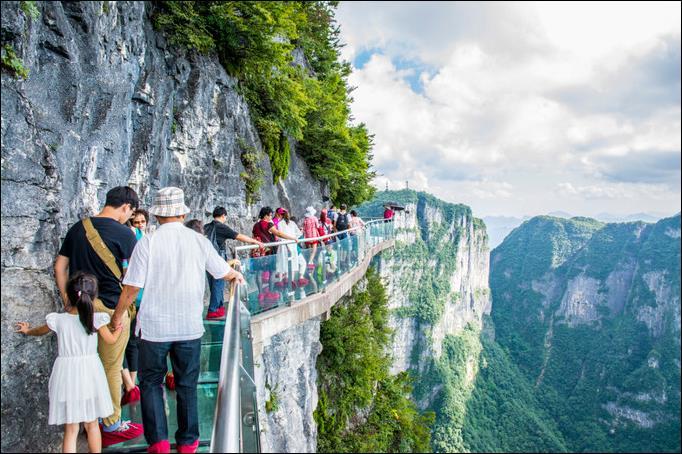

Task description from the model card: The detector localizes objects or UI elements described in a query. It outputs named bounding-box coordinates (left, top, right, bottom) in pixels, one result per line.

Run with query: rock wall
left=1, top=2, right=325, bottom=451
left=254, top=317, right=322, bottom=453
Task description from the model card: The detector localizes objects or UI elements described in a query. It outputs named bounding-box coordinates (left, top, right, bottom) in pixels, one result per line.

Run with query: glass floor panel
left=162, top=343, right=221, bottom=384
left=201, top=320, right=226, bottom=344
left=104, top=383, right=218, bottom=452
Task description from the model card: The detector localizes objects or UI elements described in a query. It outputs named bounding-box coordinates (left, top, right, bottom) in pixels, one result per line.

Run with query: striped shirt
left=123, top=222, right=233, bottom=342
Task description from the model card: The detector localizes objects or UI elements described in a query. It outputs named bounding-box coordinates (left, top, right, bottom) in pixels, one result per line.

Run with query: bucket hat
left=305, top=206, right=316, bottom=217
left=148, top=187, right=191, bottom=217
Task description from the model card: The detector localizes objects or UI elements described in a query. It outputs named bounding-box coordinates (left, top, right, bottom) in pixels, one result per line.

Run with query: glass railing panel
left=320, top=238, right=341, bottom=285
left=239, top=301, right=261, bottom=453
left=295, top=241, right=323, bottom=299
left=200, top=342, right=222, bottom=377
left=347, top=232, right=360, bottom=269
left=336, top=233, right=355, bottom=275
left=238, top=220, right=394, bottom=316
left=242, top=253, right=279, bottom=315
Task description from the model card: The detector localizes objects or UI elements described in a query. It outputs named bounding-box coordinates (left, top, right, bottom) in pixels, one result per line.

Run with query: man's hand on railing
left=225, top=270, right=246, bottom=285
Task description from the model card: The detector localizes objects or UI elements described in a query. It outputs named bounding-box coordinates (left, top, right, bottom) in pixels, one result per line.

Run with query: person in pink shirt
left=383, top=204, right=394, bottom=221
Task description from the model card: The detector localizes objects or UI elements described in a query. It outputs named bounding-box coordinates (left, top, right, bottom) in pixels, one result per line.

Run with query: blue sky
left=336, top=1, right=681, bottom=218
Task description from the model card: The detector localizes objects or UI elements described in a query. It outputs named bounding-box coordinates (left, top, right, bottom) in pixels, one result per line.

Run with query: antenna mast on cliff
left=405, top=180, right=409, bottom=190
left=385, top=181, right=389, bottom=191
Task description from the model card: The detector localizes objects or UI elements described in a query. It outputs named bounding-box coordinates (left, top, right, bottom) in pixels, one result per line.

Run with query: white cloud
left=555, top=182, right=673, bottom=200
left=337, top=2, right=681, bottom=217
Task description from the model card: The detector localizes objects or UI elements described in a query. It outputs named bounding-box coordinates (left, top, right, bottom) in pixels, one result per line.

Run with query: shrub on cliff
left=315, top=268, right=434, bottom=452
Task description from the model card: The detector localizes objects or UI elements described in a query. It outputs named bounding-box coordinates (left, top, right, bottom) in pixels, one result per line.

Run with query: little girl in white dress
left=16, top=272, right=122, bottom=453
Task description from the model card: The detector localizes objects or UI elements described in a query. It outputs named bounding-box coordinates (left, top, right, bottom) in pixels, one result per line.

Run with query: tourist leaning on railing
left=205, top=206, right=263, bottom=321
left=251, top=206, right=297, bottom=305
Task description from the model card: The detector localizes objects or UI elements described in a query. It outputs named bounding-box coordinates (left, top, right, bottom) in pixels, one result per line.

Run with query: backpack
left=205, top=222, right=227, bottom=259
left=336, top=213, right=349, bottom=231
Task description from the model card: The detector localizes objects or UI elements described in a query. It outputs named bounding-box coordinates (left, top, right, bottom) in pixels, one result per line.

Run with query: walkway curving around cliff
left=249, top=238, right=395, bottom=356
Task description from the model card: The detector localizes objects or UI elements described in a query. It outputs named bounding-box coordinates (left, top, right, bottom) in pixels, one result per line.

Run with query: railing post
left=239, top=296, right=261, bottom=453
left=210, top=275, right=243, bottom=453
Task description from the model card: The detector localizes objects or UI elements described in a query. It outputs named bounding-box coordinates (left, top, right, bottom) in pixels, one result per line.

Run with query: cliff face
left=374, top=191, right=490, bottom=380
left=254, top=317, right=322, bottom=453
left=358, top=190, right=492, bottom=452
left=490, top=214, right=681, bottom=452
left=1, top=2, right=324, bottom=451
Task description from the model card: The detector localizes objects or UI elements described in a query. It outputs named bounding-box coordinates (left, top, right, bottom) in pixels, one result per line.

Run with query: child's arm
left=98, top=324, right=123, bottom=345
left=15, top=322, right=51, bottom=336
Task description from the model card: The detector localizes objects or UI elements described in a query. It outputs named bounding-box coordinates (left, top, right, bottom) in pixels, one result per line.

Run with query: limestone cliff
left=357, top=190, right=492, bottom=452
left=254, top=317, right=322, bottom=453
left=490, top=214, right=681, bottom=452
left=358, top=190, right=490, bottom=388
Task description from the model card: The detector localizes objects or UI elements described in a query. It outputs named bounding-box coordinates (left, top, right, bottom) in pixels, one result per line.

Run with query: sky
left=336, top=1, right=681, bottom=218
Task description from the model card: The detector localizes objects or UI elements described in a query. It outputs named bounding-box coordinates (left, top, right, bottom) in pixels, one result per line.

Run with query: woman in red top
left=319, top=209, right=333, bottom=243
left=252, top=207, right=297, bottom=305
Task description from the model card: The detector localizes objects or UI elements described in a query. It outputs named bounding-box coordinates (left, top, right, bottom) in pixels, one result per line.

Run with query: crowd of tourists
left=15, top=185, right=391, bottom=453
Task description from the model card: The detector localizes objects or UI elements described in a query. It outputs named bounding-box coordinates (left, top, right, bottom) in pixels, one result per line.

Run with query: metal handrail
left=209, top=218, right=394, bottom=452
left=234, top=218, right=393, bottom=253
left=210, top=277, right=242, bottom=453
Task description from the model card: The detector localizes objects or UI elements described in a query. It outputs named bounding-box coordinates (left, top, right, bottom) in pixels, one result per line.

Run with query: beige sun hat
left=148, top=187, right=191, bottom=217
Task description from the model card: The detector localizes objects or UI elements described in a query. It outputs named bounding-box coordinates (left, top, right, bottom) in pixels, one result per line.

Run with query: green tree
left=153, top=1, right=375, bottom=200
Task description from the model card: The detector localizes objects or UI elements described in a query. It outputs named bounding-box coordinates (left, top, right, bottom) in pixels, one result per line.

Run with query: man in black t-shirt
left=204, top=206, right=263, bottom=319
left=54, top=186, right=143, bottom=446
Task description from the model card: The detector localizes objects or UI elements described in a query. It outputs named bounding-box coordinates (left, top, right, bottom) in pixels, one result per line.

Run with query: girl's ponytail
left=66, top=272, right=99, bottom=335
left=76, top=291, right=96, bottom=335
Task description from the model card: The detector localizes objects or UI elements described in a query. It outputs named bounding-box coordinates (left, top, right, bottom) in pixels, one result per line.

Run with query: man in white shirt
left=111, top=187, right=244, bottom=454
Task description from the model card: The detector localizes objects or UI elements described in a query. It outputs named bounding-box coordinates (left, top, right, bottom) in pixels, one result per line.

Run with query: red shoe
left=205, top=310, right=224, bottom=320
left=307, top=263, right=315, bottom=270
left=274, top=281, right=287, bottom=289
left=258, top=293, right=266, bottom=303
left=177, top=439, right=200, bottom=453
left=265, top=291, right=280, bottom=301
left=147, top=439, right=170, bottom=453
left=297, top=278, right=310, bottom=287
left=101, top=420, right=144, bottom=448
left=216, top=306, right=226, bottom=316
left=165, top=372, right=176, bottom=391
left=121, top=385, right=140, bottom=406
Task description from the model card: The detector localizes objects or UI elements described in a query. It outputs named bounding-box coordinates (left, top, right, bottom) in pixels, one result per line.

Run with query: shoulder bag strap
left=83, top=217, right=123, bottom=288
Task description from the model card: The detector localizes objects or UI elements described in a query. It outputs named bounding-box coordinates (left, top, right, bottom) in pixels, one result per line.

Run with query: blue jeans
left=139, top=338, right=201, bottom=446
left=207, top=273, right=225, bottom=313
